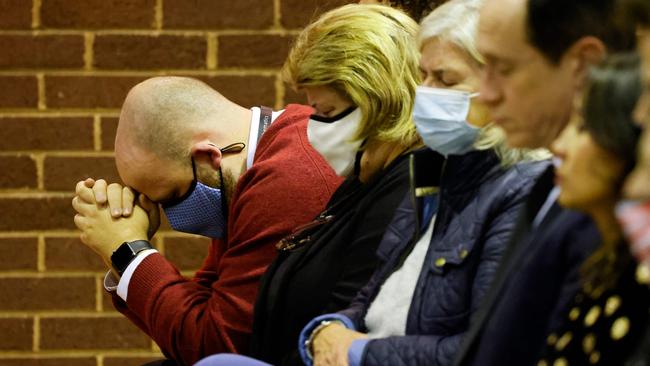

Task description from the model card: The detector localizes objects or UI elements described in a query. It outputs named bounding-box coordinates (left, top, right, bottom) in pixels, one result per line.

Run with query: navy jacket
left=454, top=166, right=602, bottom=366
left=334, top=149, right=549, bottom=366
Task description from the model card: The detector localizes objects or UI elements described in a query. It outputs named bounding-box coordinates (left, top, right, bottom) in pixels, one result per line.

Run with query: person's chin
left=623, top=169, right=650, bottom=200
left=557, top=193, right=582, bottom=212
left=504, top=130, right=541, bottom=150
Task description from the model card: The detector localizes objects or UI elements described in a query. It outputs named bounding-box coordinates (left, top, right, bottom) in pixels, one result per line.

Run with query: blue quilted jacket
left=300, top=148, right=549, bottom=366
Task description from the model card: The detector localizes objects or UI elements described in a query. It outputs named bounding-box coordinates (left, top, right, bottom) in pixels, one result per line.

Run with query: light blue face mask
left=413, top=86, right=481, bottom=156
left=162, top=143, right=244, bottom=239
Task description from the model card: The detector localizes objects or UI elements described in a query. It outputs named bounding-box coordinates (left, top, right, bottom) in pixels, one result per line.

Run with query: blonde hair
left=419, top=0, right=551, bottom=166
left=283, top=4, right=422, bottom=148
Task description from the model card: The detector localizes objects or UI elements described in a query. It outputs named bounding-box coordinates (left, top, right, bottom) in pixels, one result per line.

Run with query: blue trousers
left=194, top=354, right=273, bottom=366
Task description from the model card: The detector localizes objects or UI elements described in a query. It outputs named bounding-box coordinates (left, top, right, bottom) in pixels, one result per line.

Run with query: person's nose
left=478, top=68, right=502, bottom=106
left=550, top=128, right=569, bottom=158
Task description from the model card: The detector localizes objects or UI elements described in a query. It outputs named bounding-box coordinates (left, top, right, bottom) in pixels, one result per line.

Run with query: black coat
left=454, top=166, right=603, bottom=366
left=249, top=151, right=417, bottom=365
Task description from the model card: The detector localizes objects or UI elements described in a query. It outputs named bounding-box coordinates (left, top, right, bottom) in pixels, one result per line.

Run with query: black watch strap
left=110, top=240, right=154, bottom=276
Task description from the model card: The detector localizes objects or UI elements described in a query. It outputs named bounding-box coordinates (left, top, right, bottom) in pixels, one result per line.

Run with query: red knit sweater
left=111, top=104, right=342, bottom=365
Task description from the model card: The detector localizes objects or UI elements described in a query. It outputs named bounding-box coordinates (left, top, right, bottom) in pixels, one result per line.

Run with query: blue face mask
left=162, top=143, right=244, bottom=239
left=413, top=86, right=480, bottom=156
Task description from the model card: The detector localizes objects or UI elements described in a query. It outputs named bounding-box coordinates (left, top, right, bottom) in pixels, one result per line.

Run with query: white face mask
left=308, top=107, right=363, bottom=176
left=413, top=86, right=481, bottom=156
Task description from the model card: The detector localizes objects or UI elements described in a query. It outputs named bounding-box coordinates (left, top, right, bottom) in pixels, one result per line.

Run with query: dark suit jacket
left=454, top=166, right=602, bottom=366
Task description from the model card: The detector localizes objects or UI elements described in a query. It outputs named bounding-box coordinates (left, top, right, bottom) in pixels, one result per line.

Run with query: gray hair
left=418, top=0, right=550, bottom=166
left=418, top=0, right=484, bottom=64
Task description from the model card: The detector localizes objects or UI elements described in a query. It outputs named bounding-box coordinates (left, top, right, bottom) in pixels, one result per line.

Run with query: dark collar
left=444, top=149, right=501, bottom=194
left=411, top=148, right=501, bottom=194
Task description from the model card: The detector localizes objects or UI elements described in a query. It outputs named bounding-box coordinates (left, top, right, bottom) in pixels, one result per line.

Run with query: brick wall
left=0, top=0, right=351, bottom=364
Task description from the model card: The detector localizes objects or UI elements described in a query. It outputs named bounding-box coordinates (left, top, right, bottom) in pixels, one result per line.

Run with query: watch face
left=111, top=243, right=134, bottom=273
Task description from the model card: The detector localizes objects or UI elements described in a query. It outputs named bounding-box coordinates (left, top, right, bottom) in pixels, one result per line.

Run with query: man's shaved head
left=114, top=76, right=250, bottom=203
left=118, top=76, right=231, bottom=163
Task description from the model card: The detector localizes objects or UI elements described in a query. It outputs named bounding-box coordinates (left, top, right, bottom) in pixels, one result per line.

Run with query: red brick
left=45, top=237, right=105, bottom=271
left=45, top=75, right=146, bottom=109
left=0, top=117, right=94, bottom=151
left=0, top=35, right=84, bottom=68
left=94, top=35, right=206, bottom=70
left=40, top=316, right=150, bottom=349
left=101, top=117, right=119, bottom=151
left=280, top=0, right=353, bottom=29
left=0, top=318, right=33, bottom=350
left=0, top=155, right=37, bottom=189
left=101, top=289, right=116, bottom=312
left=284, top=85, right=308, bottom=106
left=0, top=358, right=96, bottom=366
left=0, top=76, right=38, bottom=108
left=0, top=277, right=95, bottom=310
left=0, top=0, right=32, bottom=29
left=43, top=156, right=120, bottom=191
left=218, top=35, right=294, bottom=69
left=164, top=0, right=273, bottom=29
left=0, top=237, right=38, bottom=270
left=165, top=235, right=211, bottom=271
left=104, top=357, right=164, bottom=366
left=199, top=75, right=276, bottom=108
left=0, top=197, right=77, bottom=231
left=42, top=0, right=155, bottom=29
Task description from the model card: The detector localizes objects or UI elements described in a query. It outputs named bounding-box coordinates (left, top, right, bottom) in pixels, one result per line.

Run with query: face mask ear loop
left=353, top=138, right=368, bottom=176
left=469, top=92, right=481, bottom=99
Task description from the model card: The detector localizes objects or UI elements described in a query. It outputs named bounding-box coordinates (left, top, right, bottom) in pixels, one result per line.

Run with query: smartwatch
left=111, top=240, right=154, bottom=276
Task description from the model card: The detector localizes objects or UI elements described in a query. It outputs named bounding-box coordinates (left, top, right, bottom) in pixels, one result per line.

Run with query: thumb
left=139, top=195, right=160, bottom=239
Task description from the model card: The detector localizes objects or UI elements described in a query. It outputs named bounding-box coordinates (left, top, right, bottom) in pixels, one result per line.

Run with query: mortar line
left=33, top=152, right=45, bottom=190
left=83, top=32, right=95, bottom=70
left=31, top=0, right=41, bottom=29
left=273, top=0, right=281, bottom=29
left=155, top=0, right=163, bottom=30
left=95, top=275, right=103, bottom=312
left=37, top=234, right=45, bottom=272
left=33, top=315, right=40, bottom=351
left=275, top=72, right=284, bottom=110
left=36, top=73, right=46, bottom=110
left=93, top=115, right=102, bottom=151
left=207, top=33, right=218, bottom=70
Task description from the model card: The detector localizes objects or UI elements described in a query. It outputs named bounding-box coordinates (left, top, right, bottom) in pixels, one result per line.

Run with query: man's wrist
left=110, top=240, right=154, bottom=275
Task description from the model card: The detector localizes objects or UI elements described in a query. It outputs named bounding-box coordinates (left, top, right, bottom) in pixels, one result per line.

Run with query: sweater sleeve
left=359, top=176, right=531, bottom=366
left=109, top=114, right=340, bottom=366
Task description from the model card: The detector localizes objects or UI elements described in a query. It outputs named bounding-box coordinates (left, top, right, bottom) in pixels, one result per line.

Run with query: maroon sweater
left=111, top=104, right=342, bottom=365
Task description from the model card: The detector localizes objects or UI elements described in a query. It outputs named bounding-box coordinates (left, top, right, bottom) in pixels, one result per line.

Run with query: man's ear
left=190, top=140, right=223, bottom=169
left=565, top=36, right=607, bottom=87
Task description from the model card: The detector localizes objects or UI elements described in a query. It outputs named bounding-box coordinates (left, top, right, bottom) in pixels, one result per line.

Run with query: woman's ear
left=191, top=140, right=223, bottom=169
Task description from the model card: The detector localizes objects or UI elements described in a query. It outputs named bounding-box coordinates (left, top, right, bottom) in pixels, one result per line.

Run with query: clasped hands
left=72, top=178, right=160, bottom=268
left=312, top=323, right=368, bottom=366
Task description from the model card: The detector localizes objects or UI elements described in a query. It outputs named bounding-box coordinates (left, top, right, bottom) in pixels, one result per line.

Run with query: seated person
left=195, top=1, right=548, bottom=365
left=70, top=78, right=343, bottom=364
left=249, top=4, right=425, bottom=366
left=536, top=54, right=650, bottom=365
